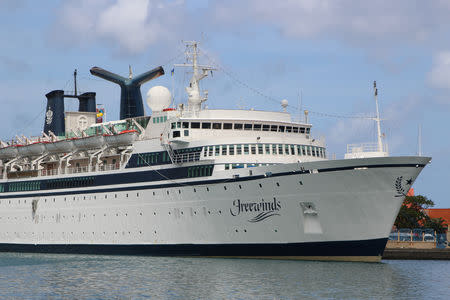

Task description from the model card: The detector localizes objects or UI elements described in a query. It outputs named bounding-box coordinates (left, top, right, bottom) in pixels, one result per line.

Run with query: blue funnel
left=44, top=90, right=65, bottom=136
left=90, top=66, right=164, bottom=119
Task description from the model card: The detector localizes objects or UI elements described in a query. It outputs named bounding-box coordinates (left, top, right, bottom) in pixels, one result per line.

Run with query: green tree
left=394, top=195, right=447, bottom=233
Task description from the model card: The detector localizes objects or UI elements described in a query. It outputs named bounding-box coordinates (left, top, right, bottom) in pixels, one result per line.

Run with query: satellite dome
left=146, top=86, right=171, bottom=112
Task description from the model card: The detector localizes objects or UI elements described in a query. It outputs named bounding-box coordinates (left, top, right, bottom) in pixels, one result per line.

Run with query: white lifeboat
left=17, top=142, right=46, bottom=157
left=0, top=145, right=20, bottom=159
left=73, top=135, right=105, bottom=150
left=104, top=130, right=138, bottom=147
left=45, top=139, right=76, bottom=153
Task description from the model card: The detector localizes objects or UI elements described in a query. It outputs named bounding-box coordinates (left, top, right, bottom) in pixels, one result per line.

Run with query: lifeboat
left=0, top=145, right=19, bottom=159
left=104, top=130, right=138, bottom=147
left=45, top=139, right=76, bottom=153
left=73, top=135, right=105, bottom=150
left=17, top=142, right=46, bottom=157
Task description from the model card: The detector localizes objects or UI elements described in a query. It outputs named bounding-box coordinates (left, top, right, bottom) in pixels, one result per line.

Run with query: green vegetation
left=394, top=195, right=447, bottom=233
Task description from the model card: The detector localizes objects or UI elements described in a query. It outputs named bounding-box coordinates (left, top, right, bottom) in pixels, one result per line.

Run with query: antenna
left=74, top=69, right=78, bottom=96
left=373, top=81, right=383, bottom=152
left=418, top=124, right=422, bottom=156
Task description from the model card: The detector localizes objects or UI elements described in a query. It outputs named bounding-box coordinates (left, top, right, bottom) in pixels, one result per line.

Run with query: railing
left=389, top=228, right=448, bottom=248
left=39, top=164, right=120, bottom=177
left=172, top=152, right=201, bottom=164
left=347, top=142, right=388, bottom=153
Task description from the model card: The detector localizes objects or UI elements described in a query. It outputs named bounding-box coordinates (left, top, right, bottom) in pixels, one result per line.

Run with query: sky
left=0, top=0, right=449, bottom=207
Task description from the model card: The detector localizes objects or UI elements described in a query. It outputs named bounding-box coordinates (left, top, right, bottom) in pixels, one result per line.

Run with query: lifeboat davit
left=45, top=139, right=76, bottom=153
left=73, top=135, right=105, bottom=150
left=0, top=145, right=19, bottom=159
left=17, top=142, right=46, bottom=157
left=104, top=130, right=138, bottom=147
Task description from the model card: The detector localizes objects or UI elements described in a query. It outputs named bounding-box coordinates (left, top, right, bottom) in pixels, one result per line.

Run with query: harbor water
left=0, top=253, right=448, bottom=299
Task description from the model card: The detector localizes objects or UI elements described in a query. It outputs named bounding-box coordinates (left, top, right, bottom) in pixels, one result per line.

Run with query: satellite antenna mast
left=418, top=124, right=422, bottom=156
left=74, top=69, right=78, bottom=96
left=373, top=81, right=383, bottom=152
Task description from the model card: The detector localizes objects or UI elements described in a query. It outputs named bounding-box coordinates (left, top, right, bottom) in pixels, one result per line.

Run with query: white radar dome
left=146, top=86, right=171, bottom=112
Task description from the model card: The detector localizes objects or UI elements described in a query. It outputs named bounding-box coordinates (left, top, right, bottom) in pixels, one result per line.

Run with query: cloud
left=51, top=0, right=188, bottom=55
left=211, top=0, right=450, bottom=47
left=427, top=51, right=450, bottom=89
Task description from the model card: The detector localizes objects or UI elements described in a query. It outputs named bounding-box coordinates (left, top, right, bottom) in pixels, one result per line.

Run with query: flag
left=171, top=68, right=174, bottom=76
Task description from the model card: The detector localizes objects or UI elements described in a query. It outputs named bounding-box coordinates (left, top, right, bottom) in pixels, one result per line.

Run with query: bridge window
left=272, top=144, right=277, bottom=155
left=257, top=144, right=263, bottom=154
left=306, top=128, right=310, bottom=134
left=290, top=145, right=295, bottom=155
left=223, top=123, right=232, bottom=129
left=244, top=124, right=252, bottom=130
left=251, top=145, right=256, bottom=155
left=253, top=124, right=262, bottom=131
left=293, top=127, right=299, bottom=133
left=271, top=125, right=278, bottom=132
left=202, top=122, right=211, bottom=129
left=286, top=126, right=292, bottom=132
left=265, top=144, right=270, bottom=154
left=182, top=122, right=189, bottom=128
left=244, top=144, right=249, bottom=155
left=222, top=145, right=227, bottom=155
left=173, top=131, right=180, bottom=138
left=184, top=130, right=189, bottom=136
left=213, top=123, right=222, bottom=129
left=279, top=126, right=285, bottom=132
left=229, top=145, right=235, bottom=155
left=278, top=144, right=283, bottom=155
left=262, top=124, right=270, bottom=131
left=234, top=123, right=243, bottom=130
left=191, top=122, right=200, bottom=128
left=236, top=144, right=242, bottom=155
left=215, top=146, right=220, bottom=156
left=300, top=127, right=305, bottom=133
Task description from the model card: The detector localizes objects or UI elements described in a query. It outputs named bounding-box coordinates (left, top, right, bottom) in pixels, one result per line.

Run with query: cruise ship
left=0, top=42, right=430, bottom=262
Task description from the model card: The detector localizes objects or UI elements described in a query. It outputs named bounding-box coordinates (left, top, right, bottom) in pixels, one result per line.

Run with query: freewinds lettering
left=230, top=198, right=281, bottom=222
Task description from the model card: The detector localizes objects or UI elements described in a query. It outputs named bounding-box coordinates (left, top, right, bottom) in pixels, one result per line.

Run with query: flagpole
left=171, top=68, right=175, bottom=108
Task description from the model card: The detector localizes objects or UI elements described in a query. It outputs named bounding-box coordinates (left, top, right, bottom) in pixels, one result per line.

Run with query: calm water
left=0, top=253, right=448, bottom=299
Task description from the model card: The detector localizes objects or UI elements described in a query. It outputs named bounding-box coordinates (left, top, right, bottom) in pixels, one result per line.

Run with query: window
left=184, top=130, right=189, bottom=136
left=286, top=126, right=292, bottom=132
left=213, top=123, right=222, bottom=129
left=236, top=145, right=242, bottom=155
left=278, top=144, right=283, bottom=155
left=262, top=124, right=270, bottom=131
left=272, top=144, right=277, bottom=155
left=253, top=124, right=262, bottom=131
left=172, top=131, right=180, bottom=138
left=244, top=124, right=252, bottom=130
left=202, top=122, right=211, bottom=129
left=182, top=122, right=189, bottom=128
left=191, top=122, right=200, bottom=128
left=251, top=145, right=256, bottom=155
left=306, top=128, right=311, bottom=134
left=234, top=123, right=243, bottom=130
left=270, top=125, right=278, bottom=132
left=215, top=146, right=220, bottom=156
left=302, top=145, right=306, bottom=155
left=176, top=122, right=181, bottom=128
left=297, top=145, right=302, bottom=156
left=312, top=147, right=316, bottom=157
left=171, top=122, right=176, bottom=129
left=208, top=146, right=213, bottom=156
left=222, top=145, right=227, bottom=155
left=244, top=144, right=249, bottom=154
left=223, top=123, right=232, bottom=129
left=285, top=144, right=289, bottom=154
left=293, top=127, right=299, bottom=133
left=257, top=144, right=263, bottom=154
left=307, top=146, right=311, bottom=156
left=279, top=126, right=285, bottom=132
left=229, top=145, right=235, bottom=155
left=265, top=144, right=270, bottom=154
left=290, top=145, right=295, bottom=155
left=300, top=127, right=305, bottom=133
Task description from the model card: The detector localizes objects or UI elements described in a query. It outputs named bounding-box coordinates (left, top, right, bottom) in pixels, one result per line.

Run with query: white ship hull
left=0, top=156, right=429, bottom=262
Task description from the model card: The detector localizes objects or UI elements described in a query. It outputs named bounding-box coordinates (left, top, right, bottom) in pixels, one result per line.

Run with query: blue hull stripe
left=0, top=238, right=388, bottom=257
left=0, top=163, right=424, bottom=199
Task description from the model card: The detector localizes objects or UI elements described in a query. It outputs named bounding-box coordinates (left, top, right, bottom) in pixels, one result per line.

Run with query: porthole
left=299, top=181, right=303, bottom=185
left=153, top=192, right=155, bottom=196
left=224, top=186, right=227, bottom=190
left=206, top=187, right=209, bottom=192
left=105, top=195, right=107, bottom=199
left=140, top=213, right=143, bottom=216
left=235, top=229, right=238, bottom=232
left=208, top=211, right=211, bottom=214
left=219, top=210, right=222, bottom=214
left=181, top=211, right=184, bottom=215
left=274, top=229, right=278, bottom=232
left=194, top=188, right=196, bottom=192
left=115, top=194, right=117, bottom=198
left=244, top=229, right=247, bottom=232
left=137, top=193, right=139, bottom=197
left=167, top=190, right=169, bottom=195
left=153, top=212, right=156, bottom=215
left=126, top=194, right=128, bottom=198
left=239, top=185, right=242, bottom=189
left=178, top=190, right=181, bottom=194
left=276, top=182, right=280, bottom=187
left=259, top=183, right=262, bottom=188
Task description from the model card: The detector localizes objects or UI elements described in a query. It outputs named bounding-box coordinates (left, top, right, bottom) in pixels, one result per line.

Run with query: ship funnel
left=90, top=66, right=165, bottom=120
left=44, top=90, right=65, bottom=136
left=78, top=92, right=96, bottom=112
